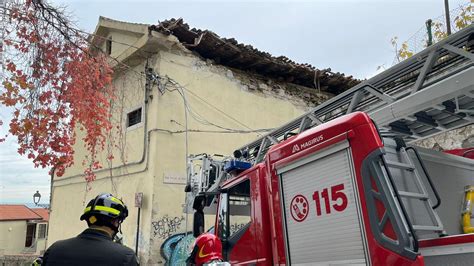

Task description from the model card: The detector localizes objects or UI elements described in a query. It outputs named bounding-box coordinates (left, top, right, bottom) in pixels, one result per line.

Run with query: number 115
left=312, top=183, right=348, bottom=216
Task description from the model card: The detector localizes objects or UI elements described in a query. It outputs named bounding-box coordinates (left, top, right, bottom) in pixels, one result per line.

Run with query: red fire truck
left=186, top=25, right=474, bottom=265
left=203, top=112, right=473, bottom=265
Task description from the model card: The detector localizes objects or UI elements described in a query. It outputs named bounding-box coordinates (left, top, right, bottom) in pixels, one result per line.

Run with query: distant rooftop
left=0, top=205, right=47, bottom=221
left=31, top=208, right=49, bottom=222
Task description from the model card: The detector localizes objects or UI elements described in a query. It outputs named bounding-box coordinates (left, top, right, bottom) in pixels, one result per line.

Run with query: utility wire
left=150, top=128, right=273, bottom=134
left=2, top=4, right=275, bottom=136
left=162, top=79, right=274, bottom=134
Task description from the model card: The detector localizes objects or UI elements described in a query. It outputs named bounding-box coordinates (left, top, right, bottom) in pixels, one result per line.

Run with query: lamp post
left=444, top=0, right=452, bottom=36
left=33, top=190, right=41, bottom=205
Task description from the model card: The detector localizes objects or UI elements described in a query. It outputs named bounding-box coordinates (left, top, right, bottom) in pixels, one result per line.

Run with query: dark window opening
left=106, top=37, right=112, bottom=55
left=25, top=223, right=36, bottom=247
left=127, top=108, right=142, bottom=127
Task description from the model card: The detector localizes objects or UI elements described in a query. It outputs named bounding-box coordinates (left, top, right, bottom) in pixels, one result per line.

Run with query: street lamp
left=33, top=190, right=41, bottom=205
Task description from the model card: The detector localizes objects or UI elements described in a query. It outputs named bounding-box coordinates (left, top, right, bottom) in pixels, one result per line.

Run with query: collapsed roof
left=149, top=18, right=359, bottom=94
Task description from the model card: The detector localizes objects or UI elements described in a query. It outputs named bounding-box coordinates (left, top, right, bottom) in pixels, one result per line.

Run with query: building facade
left=47, top=17, right=359, bottom=264
left=0, top=205, right=49, bottom=257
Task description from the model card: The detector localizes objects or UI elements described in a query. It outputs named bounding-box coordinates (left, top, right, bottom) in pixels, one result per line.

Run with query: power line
left=149, top=128, right=273, bottom=134
left=160, top=76, right=273, bottom=134
left=2, top=4, right=274, bottom=137
left=160, top=76, right=262, bottom=133
left=0, top=5, right=149, bottom=79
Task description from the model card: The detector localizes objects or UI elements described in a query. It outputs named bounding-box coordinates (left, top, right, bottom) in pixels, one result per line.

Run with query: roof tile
left=149, top=18, right=360, bottom=94
left=0, top=205, right=42, bottom=221
left=31, top=208, right=49, bottom=222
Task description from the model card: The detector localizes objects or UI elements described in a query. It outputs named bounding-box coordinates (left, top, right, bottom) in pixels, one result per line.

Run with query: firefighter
left=193, top=196, right=206, bottom=238
left=41, top=193, right=138, bottom=266
left=32, top=257, right=42, bottom=265
left=186, top=233, right=229, bottom=266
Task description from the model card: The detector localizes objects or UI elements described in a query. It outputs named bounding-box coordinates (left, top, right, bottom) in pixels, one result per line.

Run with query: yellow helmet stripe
left=83, top=205, right=121, bottom=215
left=110, top=196, right=124, bottom=205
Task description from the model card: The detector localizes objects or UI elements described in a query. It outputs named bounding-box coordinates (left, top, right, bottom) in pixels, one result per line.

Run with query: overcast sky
left=0, top=0, right=469, bottom=204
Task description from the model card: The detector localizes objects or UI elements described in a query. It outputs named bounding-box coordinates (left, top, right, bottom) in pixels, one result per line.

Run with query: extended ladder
left=383, top=138, right=445, bottom=237
left=236, top=24, right=474, bottom=164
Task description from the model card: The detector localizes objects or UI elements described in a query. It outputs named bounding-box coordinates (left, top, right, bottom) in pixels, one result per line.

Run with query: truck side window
left=228, top=180, right=251, bottom=240
left=217, top=193, right=229, bottom=240
left=217, top=179, right=252, bottom=243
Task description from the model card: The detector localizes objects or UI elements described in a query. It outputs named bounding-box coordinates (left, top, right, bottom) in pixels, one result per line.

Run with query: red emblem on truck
left=290, top=194, right=309, bottom=222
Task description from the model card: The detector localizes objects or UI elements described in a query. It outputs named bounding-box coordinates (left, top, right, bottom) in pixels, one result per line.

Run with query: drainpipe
left=54, top=61, right=151, bottom=182
left=45, top=166, right=55, bottom=248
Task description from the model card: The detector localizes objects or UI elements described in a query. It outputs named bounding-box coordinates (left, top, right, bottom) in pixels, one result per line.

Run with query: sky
left=0, top=0, right=469, bottom=204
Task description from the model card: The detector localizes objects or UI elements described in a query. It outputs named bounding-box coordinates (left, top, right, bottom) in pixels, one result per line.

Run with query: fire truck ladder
left=236, top=24, right=474, bottom=164
left=383, top=138, right=445, bottom=237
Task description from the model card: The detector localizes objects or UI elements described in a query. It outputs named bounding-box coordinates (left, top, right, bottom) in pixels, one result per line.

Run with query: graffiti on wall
left=230, top=223, right=247, bottom=235
left=152, top=215, right=185, bottom=239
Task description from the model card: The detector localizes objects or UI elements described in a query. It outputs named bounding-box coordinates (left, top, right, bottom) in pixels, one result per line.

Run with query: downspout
left=45, top=166, right=55, bottom=248
left=180, top=87, right=190, bottom=240
left=55, top=61, right=150, bottom=182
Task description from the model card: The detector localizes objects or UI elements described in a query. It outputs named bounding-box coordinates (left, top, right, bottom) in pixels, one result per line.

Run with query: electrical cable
left=162, top=78, right=274, bottom=134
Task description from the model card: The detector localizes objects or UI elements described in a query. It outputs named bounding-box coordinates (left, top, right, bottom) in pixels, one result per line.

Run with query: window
left=38, top=224, right=47, bottom=239
left=217, top=180, right=251, bottom=241
left=25, top=224, right=36, bottom=247
left=217, top=193, right=229, bottom=240
left=127, top=107, right=142, bottom=128
left=106, top=37, right=112, bottom=55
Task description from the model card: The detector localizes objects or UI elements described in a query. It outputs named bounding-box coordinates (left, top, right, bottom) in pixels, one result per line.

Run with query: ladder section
left=184, top=154, right=227, bottom=213
left=236, top=25, right=474, bottom=164
left=383, top=138, right=445, bottom=237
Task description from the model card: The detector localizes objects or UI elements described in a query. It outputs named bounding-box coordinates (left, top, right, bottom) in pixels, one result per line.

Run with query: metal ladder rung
left=385, top=160, right=415, bottom=171
left=412, top=225, right=444, bottom=232
left=398, top=191, right=429, bottom=200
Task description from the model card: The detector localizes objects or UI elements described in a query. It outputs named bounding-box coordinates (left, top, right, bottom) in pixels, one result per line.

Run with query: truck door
left=216, top=179, right=257, bottom=264
left=276, top=140, right=368, bottom=265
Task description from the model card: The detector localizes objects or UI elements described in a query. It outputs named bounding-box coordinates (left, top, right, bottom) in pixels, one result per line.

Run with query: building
left=0, top=205, right=49, bottom=256
left=47, top=17, right=358, bottom=264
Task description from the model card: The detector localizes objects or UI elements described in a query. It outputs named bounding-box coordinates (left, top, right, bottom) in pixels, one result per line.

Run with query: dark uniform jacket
left=42, top=228, right=138, bottom=266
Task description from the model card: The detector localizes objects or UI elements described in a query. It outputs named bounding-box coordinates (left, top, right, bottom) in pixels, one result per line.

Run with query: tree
left=393, top=4, right=472, bottom=62
left=1, top=0, right=115, bottom=181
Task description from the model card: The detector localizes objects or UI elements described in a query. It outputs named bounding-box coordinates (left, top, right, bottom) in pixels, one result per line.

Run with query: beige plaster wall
left=48, top=28, right=329, bottom=264
left=102, top=30, right=144, bottom=59
left=146, top=50, right=322, bottom=264
left=0, top=220, right=27, bottom=255
left=48, top=62, right=154, bottom=263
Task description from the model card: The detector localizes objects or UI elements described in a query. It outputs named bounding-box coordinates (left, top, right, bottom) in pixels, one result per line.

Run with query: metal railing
left=236, top=24, right=474, bottom=164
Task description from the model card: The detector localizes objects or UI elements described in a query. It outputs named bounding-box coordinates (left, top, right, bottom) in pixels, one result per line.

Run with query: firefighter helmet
left=193, top=233, right=223, bottom=265
left=80, top=193, right=128, bottom=223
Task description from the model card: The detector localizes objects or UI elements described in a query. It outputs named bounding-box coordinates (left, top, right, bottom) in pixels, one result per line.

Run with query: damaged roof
left=149, top=18, right=359, bottom=94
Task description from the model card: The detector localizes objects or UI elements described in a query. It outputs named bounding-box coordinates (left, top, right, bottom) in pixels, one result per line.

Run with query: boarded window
left=38, top=224, right=47, bottom=239
left=127, top=108, right=142, bottom=127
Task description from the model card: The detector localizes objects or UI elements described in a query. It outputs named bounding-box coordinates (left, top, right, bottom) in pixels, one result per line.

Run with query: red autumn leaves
left=1, top=1, right=115, bottom=181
